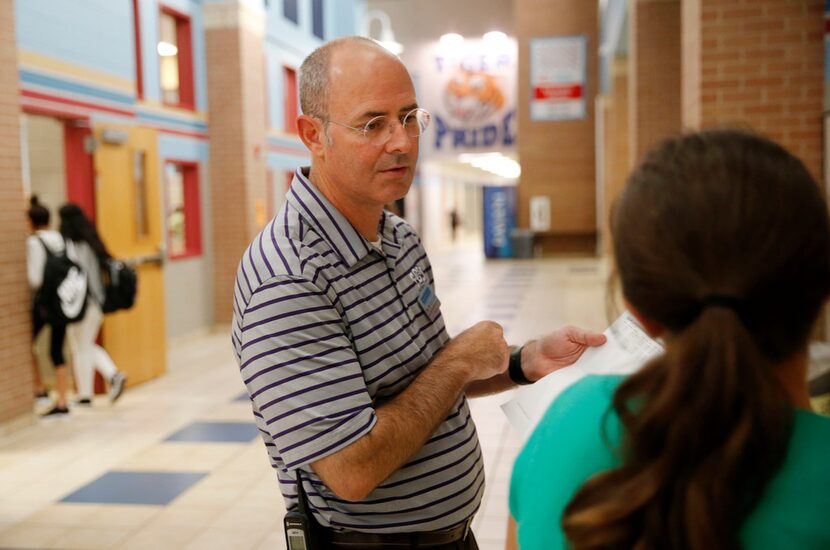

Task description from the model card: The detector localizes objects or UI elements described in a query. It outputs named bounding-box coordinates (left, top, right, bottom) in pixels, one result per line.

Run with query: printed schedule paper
left=501, top=311, right=664, bottom=441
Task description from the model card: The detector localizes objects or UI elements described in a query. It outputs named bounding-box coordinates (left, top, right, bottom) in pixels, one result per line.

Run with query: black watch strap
left=508, top=345, right=532, bottom=385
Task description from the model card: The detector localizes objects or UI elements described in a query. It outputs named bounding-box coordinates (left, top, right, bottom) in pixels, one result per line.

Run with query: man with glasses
left=232, top=36, right=605, bottom=549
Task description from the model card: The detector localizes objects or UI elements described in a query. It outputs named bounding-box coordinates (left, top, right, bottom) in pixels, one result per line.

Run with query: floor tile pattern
left=164, top=421, right=260, bottom=443
left=61, top=471, right=208, bottom=506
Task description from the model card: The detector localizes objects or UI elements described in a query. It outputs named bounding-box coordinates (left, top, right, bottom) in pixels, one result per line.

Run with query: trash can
left=510, top=228, right=535, bottom=259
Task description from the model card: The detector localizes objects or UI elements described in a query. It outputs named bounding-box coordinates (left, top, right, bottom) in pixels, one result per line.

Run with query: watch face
left=509, top=345, right=531, bottom=385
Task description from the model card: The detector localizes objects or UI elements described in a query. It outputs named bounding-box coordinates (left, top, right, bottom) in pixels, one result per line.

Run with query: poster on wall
left=529, top=35, right=587, bottom=121
left=483, top=186, right=516, bottom=258
left=412, top=37, right=518, bottom=157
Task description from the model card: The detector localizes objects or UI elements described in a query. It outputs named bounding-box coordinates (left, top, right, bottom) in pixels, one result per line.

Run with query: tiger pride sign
left=412, top=37, right=517, bottom=155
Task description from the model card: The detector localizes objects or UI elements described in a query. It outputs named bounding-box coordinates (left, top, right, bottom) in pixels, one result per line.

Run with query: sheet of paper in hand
left=501, top=311, right=665, bottom=442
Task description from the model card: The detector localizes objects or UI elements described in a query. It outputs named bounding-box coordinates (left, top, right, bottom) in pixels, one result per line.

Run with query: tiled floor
left=0, top=242, right=609, bottom=549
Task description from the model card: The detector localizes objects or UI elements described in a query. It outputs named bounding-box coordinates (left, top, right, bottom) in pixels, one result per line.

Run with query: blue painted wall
left=16, top=0, right=135, bottom=81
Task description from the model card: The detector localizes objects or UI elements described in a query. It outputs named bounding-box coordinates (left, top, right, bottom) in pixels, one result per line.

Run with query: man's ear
left=298, top=115, right=326, bottom=156
left=624, top=299, right=664, bottom=338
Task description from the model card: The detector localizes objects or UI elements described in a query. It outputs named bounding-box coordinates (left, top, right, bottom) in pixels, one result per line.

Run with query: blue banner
left=482, top=186, right=516, bottom=258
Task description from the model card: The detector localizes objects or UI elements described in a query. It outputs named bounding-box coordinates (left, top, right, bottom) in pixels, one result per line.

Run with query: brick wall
left=205, top=3, right=267, bottom=323
left=0, top=0, right=35, bottom=426
left=514, top=0, right=599, bottom=254
left=683, top=0, right=824, bottom=181
left=629, top=0, right=682, bottom=166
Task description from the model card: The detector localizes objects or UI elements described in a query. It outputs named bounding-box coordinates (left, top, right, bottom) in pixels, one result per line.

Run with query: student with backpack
left=26, top=196, right=75, bottom=418
left=59, top=204, right=127, bottom=405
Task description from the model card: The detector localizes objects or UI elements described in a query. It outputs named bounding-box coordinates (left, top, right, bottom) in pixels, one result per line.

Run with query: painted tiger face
left=443, top=70, right=506, bottom=123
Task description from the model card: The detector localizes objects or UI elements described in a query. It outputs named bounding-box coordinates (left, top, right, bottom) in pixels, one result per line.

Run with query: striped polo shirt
left=231, top=168, right=484, bottom=533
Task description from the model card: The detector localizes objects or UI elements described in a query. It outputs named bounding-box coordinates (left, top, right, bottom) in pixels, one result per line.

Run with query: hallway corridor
left=0, top=247, right=609, bottom=549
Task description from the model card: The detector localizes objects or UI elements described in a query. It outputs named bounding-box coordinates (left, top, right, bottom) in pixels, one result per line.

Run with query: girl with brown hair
left=510, top=130, right=830, bottom=549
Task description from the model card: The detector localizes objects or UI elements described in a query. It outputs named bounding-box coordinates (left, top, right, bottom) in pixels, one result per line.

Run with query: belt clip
left=462, top=517, right=473, bottom=541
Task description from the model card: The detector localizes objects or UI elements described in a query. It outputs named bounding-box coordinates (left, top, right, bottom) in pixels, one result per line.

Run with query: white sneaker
left=109, top=373, right=127, bottom=403
left=35, top=393, right=52, bottom=408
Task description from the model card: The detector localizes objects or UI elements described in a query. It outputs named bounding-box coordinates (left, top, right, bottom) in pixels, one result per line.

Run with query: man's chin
left=377, top=179, right=413, bottom=205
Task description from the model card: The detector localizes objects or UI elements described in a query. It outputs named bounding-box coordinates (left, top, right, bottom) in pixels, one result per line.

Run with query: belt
left=326, top=517, right=473, bottom=548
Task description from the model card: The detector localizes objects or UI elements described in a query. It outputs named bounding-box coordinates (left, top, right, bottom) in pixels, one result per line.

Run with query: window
left=283, top=66, right=298, bottom=133
left=133, top=0, right=143, bottom=99
left=158, top=7, right=194, bottom=109
left=312, top=0, right=324, bottom=39
left=164, top=161, right=201, bottom=259
left=284, top=0, right=298, bottom=24
left=134, top=150, right=150, bottom=239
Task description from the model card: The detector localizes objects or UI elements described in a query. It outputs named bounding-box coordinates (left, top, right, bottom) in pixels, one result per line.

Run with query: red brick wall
left=205, top=6, right=267, bottom=323
left=0, top=1, right=35, bottom=426
left=683, top=0, right=824, bottom=180
left=629, top=0, right=682, bottom=166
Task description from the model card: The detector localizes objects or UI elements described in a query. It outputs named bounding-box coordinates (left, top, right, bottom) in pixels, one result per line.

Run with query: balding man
left=232, top=36, right=605, bottom=549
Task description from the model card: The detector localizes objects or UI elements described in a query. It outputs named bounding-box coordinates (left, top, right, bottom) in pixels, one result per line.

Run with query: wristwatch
left=508, top=345, right=532, bottom=385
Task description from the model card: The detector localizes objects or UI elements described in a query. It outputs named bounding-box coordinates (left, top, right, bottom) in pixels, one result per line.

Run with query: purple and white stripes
left=231, top=168, right=483, bottom=532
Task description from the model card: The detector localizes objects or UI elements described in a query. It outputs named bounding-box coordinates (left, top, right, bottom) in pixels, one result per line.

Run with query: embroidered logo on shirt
left=409, top=265, right=426, bottom=287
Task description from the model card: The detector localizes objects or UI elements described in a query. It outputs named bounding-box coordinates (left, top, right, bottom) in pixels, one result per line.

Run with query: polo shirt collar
left=377, top=210, right=404, bottom=262
left=287, top=168, right=375, bottom=267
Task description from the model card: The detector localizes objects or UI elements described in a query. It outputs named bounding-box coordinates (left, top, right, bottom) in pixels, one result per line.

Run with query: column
left=204, top=1, right=268, bottom=322
left=0, top=0, right=36, bottom=425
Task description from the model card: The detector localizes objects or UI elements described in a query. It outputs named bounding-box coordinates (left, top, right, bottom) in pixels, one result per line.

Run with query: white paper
left=501, top=311, right=664, bottom=441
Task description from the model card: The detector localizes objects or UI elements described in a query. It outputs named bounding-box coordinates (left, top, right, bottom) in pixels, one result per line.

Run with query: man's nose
left=385, top=120, right=412, bottom=153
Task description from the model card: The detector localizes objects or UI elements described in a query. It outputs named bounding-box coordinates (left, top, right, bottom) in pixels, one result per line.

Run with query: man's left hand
left=521, top=326, right=607, bottom=382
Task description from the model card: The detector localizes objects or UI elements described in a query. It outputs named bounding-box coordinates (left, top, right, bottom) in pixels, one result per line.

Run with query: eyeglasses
left=325, top=108, right=431, bottom=145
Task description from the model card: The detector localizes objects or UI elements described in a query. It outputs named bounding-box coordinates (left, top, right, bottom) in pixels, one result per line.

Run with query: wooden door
left=94, top=124, right=166, bottom=385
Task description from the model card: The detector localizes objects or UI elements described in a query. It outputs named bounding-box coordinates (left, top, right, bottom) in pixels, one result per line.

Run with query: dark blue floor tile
left=61, top=471, right=206, bottom=505
left=165, top=421, right=259, bottom=443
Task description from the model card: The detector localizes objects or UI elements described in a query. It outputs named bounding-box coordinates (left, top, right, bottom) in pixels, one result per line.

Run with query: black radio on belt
left=284, top=510, right=311, bottom=550
left=284, top=470, right=318, bottom=550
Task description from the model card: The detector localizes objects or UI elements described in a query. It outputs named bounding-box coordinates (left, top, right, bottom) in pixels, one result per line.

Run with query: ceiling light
left=157, top=41, right=178, bottom=57
left=483, top=31, right=507, bottom=43
left=458, top=152, right=521, bottom=180
left=440, top=33, right=464, bottom=48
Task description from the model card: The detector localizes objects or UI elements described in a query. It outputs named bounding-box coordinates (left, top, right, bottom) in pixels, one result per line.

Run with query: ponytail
left=58, top=203, right=112, bottom=260
left=562, top=306, right=793, bottom=549
left=562, top=129, right=830, bottom=549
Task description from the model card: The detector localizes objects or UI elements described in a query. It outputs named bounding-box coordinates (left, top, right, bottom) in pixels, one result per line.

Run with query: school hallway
left=0, top=244, right=609, bottom=550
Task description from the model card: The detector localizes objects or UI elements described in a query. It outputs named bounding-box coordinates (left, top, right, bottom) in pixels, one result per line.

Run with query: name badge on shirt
left=417, top=283, right=441, bottom=319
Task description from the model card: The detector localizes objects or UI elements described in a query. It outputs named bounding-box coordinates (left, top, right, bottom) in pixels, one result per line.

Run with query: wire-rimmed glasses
left=326, top=108, right=431, bottom=145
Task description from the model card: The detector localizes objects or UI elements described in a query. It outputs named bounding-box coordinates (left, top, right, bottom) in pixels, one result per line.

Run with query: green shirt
left=510, top=374, right=830, bottom=549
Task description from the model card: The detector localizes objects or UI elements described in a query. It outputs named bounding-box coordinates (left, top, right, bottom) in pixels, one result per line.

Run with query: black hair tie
left=700, top=294, right=745, bottom=314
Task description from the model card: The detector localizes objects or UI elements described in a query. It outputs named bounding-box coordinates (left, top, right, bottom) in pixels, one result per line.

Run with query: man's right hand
left=310, top=320, right=507, bottom=501
left=438, top=321, right=509, bottom=382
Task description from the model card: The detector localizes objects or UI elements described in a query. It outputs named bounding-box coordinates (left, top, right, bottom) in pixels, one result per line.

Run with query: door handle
left=124, top=252, right=165, bottom=267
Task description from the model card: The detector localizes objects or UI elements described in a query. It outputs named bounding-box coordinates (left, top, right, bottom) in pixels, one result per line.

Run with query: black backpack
left=35, top=236, right=88, bottom=325
left=101, top=258, right=138, bottom=313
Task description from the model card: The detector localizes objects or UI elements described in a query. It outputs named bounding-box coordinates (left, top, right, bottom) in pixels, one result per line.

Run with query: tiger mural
left=443, top=70, right=506, bottom=124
